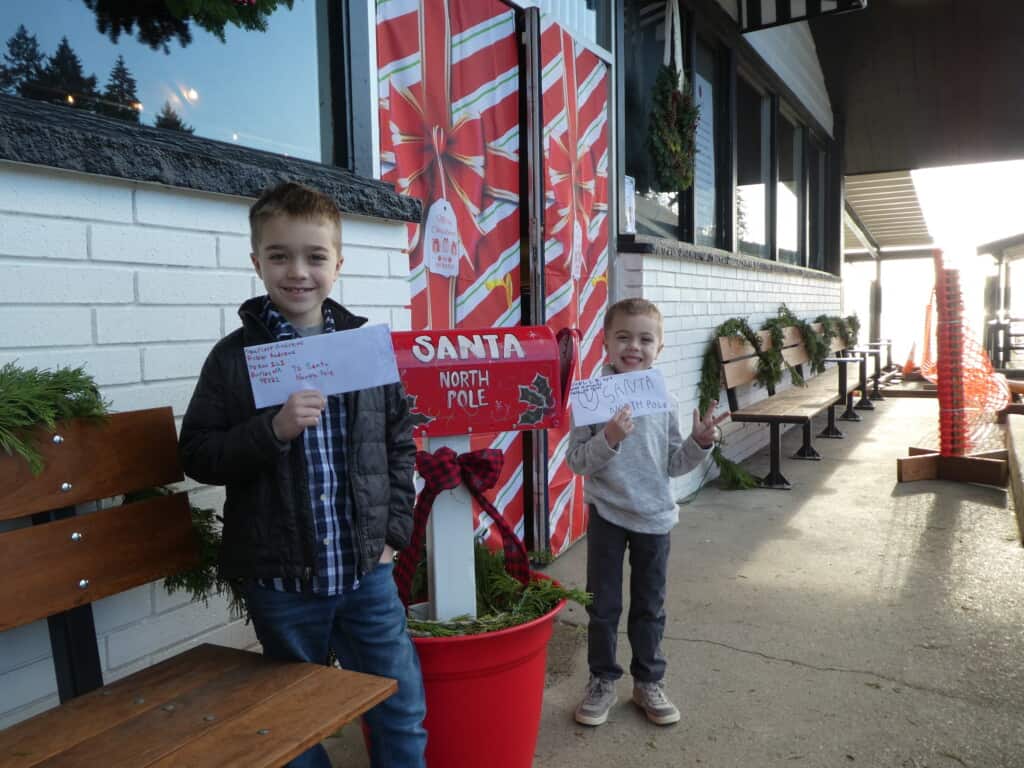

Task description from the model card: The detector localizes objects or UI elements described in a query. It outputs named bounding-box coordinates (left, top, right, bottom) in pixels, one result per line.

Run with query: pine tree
left=0, top=25, right=46, bottom=97
left=97, top=54, right=140, bottom=123
left=34, top=37, right=97, bottom=108
left=154, top=101, right=194, bottom=134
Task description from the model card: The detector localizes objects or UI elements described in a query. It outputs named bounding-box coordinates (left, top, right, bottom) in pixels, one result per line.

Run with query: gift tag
left=424, top=198, right=460, bottom=277
left=571, top=219, right=583, bottom=280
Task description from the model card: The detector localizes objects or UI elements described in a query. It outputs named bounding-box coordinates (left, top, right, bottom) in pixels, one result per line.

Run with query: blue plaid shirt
left=257, top=298, right=359, bottom=595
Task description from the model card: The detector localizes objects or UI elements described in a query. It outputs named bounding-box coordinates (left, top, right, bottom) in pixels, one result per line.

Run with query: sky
left=1, top=0, right=322, bottom=160
left=912, top=160, right=1024, bottom=265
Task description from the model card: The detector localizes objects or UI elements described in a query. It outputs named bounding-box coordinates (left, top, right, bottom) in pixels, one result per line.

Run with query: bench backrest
left=717, top=325, right=809, bottom=392
left=0, top=407, right=197, bottom=632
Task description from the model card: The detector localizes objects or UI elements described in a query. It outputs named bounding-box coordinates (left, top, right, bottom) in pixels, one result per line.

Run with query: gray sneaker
left=632, top=680, right=680, bottom=725
left=574, top=675, right=618, bottom=726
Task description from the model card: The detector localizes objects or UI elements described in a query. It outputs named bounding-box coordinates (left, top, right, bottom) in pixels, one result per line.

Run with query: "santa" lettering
left=411, top=333, right=526, bottom=363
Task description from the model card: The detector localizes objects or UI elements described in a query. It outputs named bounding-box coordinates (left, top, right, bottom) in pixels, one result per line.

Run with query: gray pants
left=586, top=507, right=670, bottom=683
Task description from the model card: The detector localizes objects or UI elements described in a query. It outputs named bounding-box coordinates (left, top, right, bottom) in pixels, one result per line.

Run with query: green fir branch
left=712, top=445, right=760, bottom=490
left=406, top=543, right=590, bottom=638
left=0, top=362, right=109, bottom=475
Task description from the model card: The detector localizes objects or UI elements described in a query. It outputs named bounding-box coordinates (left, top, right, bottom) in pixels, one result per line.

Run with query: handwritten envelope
left=569, top=368, right=672, bottom=427
left=244, top=324, right=400, bottom=408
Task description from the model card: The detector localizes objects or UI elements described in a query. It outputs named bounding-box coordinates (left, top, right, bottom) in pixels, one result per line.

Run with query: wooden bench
left=717, top=325, right=861, bottom=489
left=0, top=407, right=395, bottom=767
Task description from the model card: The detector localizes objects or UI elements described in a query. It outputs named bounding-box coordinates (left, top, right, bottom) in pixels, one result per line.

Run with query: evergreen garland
left=646, top=65, right=699, bottom=193
left=164, top=506, right=246, bottom=618
left=835, top=315, right=861, bottom=348
left=711, top=444, right=760, bottom=490
left=815, top=314, right=837, bottom=349
left=405, top=543, right=590, bottom=638
left=778, top=304, right=829, bottom=375
left=0, top=362, right=109, bottom=475
left=845, top=314, right=861, bottom=347
left=760, top=313, right=800, bottom=387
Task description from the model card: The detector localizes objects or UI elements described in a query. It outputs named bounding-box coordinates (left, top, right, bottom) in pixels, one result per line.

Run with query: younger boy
left=178, top=182, right=426, bottom=768
left=567, top=298, right=725, bottom=727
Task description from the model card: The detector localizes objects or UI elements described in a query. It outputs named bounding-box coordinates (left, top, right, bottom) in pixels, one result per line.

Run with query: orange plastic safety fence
left=926, top=251, right=1009, bottom=456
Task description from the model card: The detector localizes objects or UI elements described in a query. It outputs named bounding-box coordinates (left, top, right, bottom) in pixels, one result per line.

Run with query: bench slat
left=730, top=370, right=842, bottom=422
left=146, top=662, right=396, bottom=768
left=0, top=644, right=395, bottom=768
left=0, top=494, right=197, bottom=632
left=0, top=408, right=183, bottom=522
left=35, top=653, right=323, bottom=768
left=0, top=645, right=251, bottom=767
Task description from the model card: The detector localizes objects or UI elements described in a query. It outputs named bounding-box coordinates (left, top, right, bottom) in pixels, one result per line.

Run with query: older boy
left=179, top=182, right=426, bottom=767
left=567, top=298, right=725, bottom=727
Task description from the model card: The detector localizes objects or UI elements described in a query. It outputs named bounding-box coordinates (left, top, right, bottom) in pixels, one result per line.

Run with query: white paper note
left=569, top=368, right=672, bottom=427
left=244, top=324, right=399, bottom=408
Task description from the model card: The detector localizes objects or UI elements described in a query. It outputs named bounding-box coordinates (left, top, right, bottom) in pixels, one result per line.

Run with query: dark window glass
left=622, top=0, right=682, bottom=240
left=807, top=139, right=827, bottom=270
left=693, top=38, right=718, bottom=248
left=736, top=74, right=768, bottom=258
left=0, top=1, right=322, bottom=161
left=777, top=109, right=802, bottom=265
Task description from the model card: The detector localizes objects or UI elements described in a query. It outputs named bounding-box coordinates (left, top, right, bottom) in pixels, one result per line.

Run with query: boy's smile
left=604, top=312, right=663, bottom=373
left=251, top=214, right=342, bottom=328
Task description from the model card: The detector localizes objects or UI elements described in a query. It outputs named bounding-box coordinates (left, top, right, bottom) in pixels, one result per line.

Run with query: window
left=807, top=138, right=827, bottom=270
left=0, top=1, right=322, bottom=161
left=693, top=38, right=719, bottom=248
left=736, top=73, right=769, bottom=258
left=776, top=108, right=802, bottom=265
left=622, top=0, right=682, bottom=240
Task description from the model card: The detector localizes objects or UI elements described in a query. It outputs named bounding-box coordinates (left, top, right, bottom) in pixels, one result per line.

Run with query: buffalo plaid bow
left=393, top=447, right=531, bottom=607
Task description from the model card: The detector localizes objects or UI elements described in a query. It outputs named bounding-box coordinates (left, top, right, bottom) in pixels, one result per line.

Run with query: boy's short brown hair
left=249, top=181, right=342, bottom=252
left=603, top=297, right=663, bottom=337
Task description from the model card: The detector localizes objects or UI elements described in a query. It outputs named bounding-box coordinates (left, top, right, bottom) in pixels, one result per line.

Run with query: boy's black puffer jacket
left=178, top=296, right=416, bottom=582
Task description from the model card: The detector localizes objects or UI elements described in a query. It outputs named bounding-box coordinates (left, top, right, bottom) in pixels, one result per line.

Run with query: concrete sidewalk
left=329, top=397, right=1024, bottom=767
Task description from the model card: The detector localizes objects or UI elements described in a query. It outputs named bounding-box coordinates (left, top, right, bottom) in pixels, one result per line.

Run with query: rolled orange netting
left=926, top=250, right=1009, bottom=456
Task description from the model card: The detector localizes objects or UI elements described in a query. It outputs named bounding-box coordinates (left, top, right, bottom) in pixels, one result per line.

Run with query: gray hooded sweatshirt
left=566, top=366, right=712, bottom=535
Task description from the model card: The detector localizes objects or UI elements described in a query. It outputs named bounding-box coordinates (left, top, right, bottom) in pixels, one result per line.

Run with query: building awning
left=739, top=0, right=867, bottom=33
left=844, top=171, right=933, bottom=261
left=977, top=233, right=1024, bottom=262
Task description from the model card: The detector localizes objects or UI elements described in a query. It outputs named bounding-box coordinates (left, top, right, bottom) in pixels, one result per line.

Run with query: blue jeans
left=244, top=563, right=427, bottom=768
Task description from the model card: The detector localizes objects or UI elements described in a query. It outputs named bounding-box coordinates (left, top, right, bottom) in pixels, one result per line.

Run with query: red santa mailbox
left=392, top=326, right=563, bottom=438
left=389, top=326, right=565, bottom=623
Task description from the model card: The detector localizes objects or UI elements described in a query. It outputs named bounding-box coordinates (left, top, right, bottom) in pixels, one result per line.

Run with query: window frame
left=616, top=0, right=843, bottom=275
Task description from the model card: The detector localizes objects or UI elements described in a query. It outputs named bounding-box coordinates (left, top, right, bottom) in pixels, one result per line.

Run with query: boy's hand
left=692, top=400, right=730, bottom=449
left=272, top=390, right=326, bottom=442
left=604, top=405, right=634, bottom=449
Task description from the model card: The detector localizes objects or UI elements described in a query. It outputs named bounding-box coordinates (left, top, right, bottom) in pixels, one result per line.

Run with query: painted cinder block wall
left=0, top=161, right=413, bottom=728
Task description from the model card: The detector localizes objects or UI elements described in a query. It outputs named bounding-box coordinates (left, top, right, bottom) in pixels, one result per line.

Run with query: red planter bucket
left=412, top=598, right=564, bottom=768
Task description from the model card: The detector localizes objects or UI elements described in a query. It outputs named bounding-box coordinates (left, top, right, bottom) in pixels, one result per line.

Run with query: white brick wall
left=0, top=161, right=413, bottom=726
left=617, top=247, right=843, bottom=499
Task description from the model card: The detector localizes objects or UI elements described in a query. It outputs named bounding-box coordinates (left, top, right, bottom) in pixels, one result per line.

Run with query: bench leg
left=792, top=422, right=822, bottom=460
left=759, top=423, right=792, bottom=490
left=839, top=391, right=861, bottom=422
left=855, top=357, right=874, bottom=410
left=818, top=405, right=845, bottom=439
left=869, top=353, right=885, bottom=400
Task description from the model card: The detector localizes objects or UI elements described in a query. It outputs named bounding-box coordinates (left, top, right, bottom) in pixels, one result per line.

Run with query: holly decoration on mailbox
left=517, top=374, right=556, bottom=427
